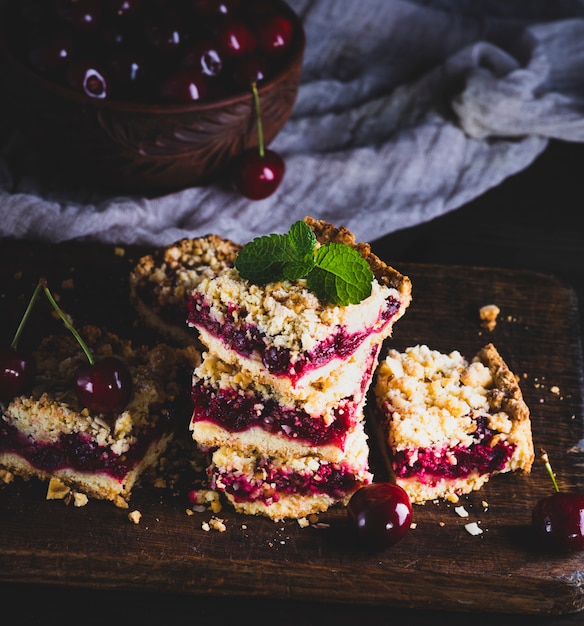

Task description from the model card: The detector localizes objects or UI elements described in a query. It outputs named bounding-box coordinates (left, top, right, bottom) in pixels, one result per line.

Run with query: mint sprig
left=234, top=221, right=373, bottom=305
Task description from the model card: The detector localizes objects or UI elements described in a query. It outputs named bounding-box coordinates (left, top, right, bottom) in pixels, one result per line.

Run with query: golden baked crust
left=374, top=343, right=534, bottom=504
left=130, top=235, right=241, bottom=344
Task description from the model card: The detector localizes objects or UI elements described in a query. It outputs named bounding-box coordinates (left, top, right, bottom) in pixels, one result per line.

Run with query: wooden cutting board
left=0, top=239, right=583, bottom=616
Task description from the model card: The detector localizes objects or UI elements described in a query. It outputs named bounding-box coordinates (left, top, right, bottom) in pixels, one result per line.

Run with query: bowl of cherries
left=0, top=0, right=305, bottom=196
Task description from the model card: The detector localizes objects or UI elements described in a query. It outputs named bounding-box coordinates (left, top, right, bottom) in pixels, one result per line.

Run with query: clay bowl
left=0, top=0, right=305, bottom=195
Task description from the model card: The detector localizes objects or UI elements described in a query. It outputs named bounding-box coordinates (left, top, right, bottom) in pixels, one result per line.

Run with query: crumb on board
left=0, top=469, right=14, bottom=484
left=479, top=304, right=500, bottom=331
left=128, top=510, right=142, bottom=524
left=202, top=516, right=227, bottom=532
left=73, top=492, right=88, bottom=507
left=114, top=247, right=126, bottom=257
left=46, top=477, right=70, bottom=500
left=189, top=488, right=222, bottom=513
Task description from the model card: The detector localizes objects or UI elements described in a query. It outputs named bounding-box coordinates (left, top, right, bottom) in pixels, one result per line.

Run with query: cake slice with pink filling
left=0, top=326, right=200, bottom=507
left=374, top=343, right=534, bottom=504
left=187, top=217, right=411, bottom=398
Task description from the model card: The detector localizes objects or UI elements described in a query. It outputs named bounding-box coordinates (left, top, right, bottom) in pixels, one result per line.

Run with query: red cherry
left=532, top=450, right=584, bottom=552
left=181, top=41, right=224, bottom=78
left=0, top=281, right=42, bottom=402
left=27, top=30, right=76, bottom=75
left=347, top=482, right=413, bottom=549
left=65, top=59, right=110, bottom=99
left=158, top=68, right=208, bottom=102
left=55, top=0, right=102, bottom=32
left=75, top=356, right=133, bottom=414
left=214, top=18, right=257, bottom=59
left=189, top=0, right=240, bottom=17
left=233, top=148, right=285, bottom=200
left=232, top=54, right=269, bottom=87
left=533, top=492, right=584, bottom=552
left=0, top=347, right=37, bottom=402
left=255, top=13, right=294, bottom=55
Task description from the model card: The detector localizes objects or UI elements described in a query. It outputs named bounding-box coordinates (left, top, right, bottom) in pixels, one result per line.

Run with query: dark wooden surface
left=1, top=138, right=584, bottom=625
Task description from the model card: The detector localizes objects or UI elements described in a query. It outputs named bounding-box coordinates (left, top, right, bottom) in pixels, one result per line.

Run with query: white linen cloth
left=1, top=0, right=584, bottom=247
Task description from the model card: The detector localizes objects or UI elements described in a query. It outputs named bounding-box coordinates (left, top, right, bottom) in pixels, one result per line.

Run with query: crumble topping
left=130, top=235, right=241, bottom=311
left=189, top=268, right=397, bottom=356
left=375, top=344, right=497, bottom=449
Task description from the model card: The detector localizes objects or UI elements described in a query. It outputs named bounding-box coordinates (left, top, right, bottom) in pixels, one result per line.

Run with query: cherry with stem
left=532, top=448, right=584, bottom=552
left=0, top=282, right=42, bottom=402
left=232, top=80, right=285, bottom=200
left=41, top=278, right=133, bottom=414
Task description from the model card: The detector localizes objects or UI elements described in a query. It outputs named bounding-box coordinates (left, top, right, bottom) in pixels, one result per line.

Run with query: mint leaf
left=308, top=243, right=373, bottom=305
left=283, top=259, right=315, bottom=281
left=235, top=232, right=296, bottom=284
left=235, top=221, right=374, bottom=305
left=282, top=221, right=316, bottom=280
left=288, top=220, right=316, bottom=258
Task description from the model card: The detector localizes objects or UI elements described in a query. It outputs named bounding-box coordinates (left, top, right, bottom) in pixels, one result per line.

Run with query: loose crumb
left=128, top=510, right=142, bottom=524
left=209, top=516, right=227, bottom=532
left=73, top=492, right=88, bottom=507
left=479, top=304, right=500, bottom=331
left=46, top=477, right=70, bottom=500
left=0, top=469, right=14, bottom=484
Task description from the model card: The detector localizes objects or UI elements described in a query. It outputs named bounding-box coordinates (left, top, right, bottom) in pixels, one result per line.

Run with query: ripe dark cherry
left=0, top=347, right=37, bottom=402
left=158, top=68, right=208, bottom=102
left=255, top=13, right=294, bottom=54
left=347, top=482, right=413, bottom=549
left=232, top=54, right=269, bottom=87
left=54, top=0, right=102, bottom=32
left=75, top=356, right=133, bottom=414
left=214, top=18, right=257, bottom=59
left=233, top=148, right=285, bottom=200
left=106, top=0, right=143, bottom=20
left=27, top=30, right=76, bottom=75
left=65, top=60, right=110, bottom=98
left=532, top=491, right=584, bottom=552
left=190, top=0, right=241, bottom=17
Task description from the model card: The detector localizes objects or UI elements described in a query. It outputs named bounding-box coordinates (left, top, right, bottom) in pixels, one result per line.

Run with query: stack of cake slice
left=187, top=217, right=412, bottom=520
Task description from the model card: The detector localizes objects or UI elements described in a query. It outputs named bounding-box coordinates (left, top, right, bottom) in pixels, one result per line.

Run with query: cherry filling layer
left=0, top=416, right=169, bottom=480
left=391, top=416, right=516, bottom=483
left=188, top=294, right=401, bottom=381
left=191, top=381, right=358, bottom=447
left=211, top=460, right=364, bottom=504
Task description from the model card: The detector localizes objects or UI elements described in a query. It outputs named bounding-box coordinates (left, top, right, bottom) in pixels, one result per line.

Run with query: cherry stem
left=540, top=448, right=560, bottom=493
left=251, top=81, right=264, bottom=158
left=10, top=282, right=42, bottom=350
left=39, top=278, right=95, bottom=365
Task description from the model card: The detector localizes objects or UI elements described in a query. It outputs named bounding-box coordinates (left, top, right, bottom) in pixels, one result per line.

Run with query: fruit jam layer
left=0, top=421, right=166, bottom=480
left=211, top=461, right=365, bottom=505
left=392, top=416, right=516, bottom=482
left=191, top=382, right=359, bottom=447
left=188, top=293, right=401, bottom=381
